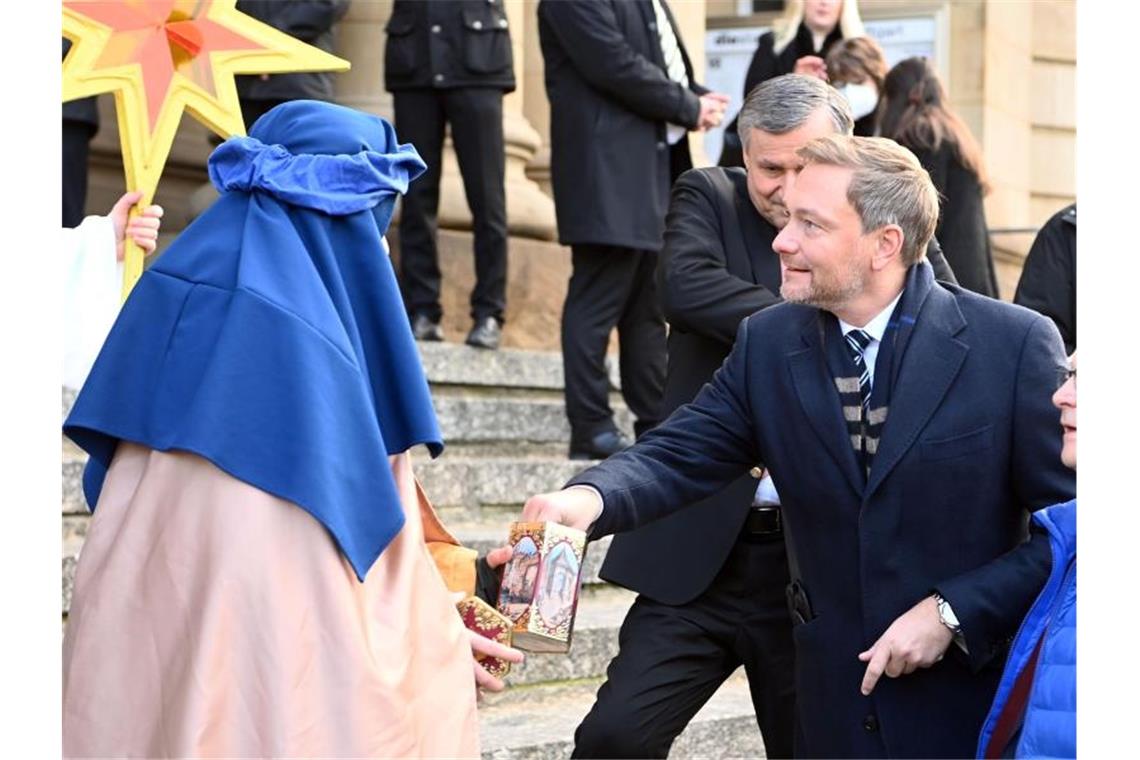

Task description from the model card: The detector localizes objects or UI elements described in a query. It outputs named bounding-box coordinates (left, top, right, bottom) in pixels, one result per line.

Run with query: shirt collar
left=837, top=289, right=903, bottom=344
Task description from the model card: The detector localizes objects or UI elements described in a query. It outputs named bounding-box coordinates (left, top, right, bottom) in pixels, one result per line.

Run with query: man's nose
left=773, top=225, right=796, bottom=255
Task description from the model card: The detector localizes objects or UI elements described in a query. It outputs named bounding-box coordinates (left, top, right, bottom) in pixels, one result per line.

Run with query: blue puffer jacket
left=977, top=499, right=1076, bottom=758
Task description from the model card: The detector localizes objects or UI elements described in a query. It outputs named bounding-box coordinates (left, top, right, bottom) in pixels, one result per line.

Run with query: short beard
left=780, top=262, right=867, bottom=311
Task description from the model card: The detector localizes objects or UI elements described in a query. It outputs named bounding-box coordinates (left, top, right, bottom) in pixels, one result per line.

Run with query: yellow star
left=63, top=0, right=351, bottom=296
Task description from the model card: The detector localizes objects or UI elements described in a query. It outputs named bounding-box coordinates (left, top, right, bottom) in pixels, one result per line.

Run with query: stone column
left=335, top=0, right=395, bottom=119
left=338, top=0, right=555, bottom=240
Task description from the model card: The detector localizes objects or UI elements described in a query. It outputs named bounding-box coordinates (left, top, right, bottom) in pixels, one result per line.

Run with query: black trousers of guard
left=63, top=121, right=93, bottom=228
left=393, top=87, right=508, bottom=324
left=572, top=536, right=797, bottom=759
left=562, top=244, right=665, bottom=445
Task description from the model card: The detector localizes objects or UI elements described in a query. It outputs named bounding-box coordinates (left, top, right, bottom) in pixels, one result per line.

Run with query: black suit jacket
left=572, top=261, right=1071, bottom=758
left=384, top=0, right=516, bottom=92
left=600, top=167, right=958, bottom=605
left=538, top=0, right=707, bottom=251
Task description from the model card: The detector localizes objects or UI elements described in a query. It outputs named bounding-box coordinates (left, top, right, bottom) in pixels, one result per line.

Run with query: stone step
left=432, top=394, right=633, bottom=447
left=478, top=670, right=764, bottom=760
left=415, top=456, right=593, bottom=517
left=417, top=342, right=621, bottom=392
left=502, top=585, right=634, bottom=686
left=60, top=390, right=634, bottom=454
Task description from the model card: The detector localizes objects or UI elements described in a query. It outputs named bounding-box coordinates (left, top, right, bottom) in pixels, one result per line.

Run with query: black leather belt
left=744, top=505, right=782, bottom=535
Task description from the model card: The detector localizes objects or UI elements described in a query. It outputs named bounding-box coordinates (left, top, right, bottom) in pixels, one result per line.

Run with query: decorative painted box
left=496, top=521, right=587, bottom=653
left=456, top=595, right=514, bottom=680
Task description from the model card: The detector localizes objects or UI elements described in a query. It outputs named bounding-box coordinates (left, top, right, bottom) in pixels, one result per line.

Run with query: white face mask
left=839, top=82, right=880, bottom=121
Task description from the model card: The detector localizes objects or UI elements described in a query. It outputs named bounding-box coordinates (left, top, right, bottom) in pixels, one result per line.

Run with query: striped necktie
left=844, top=329, right=873, bottom=412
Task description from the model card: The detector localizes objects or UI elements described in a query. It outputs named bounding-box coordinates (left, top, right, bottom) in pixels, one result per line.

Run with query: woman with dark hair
left=719, top=0, right=864, bottom=166
left=826, top=35, right=887, bottom=136
left=882, top=57, right=1000, bottom=297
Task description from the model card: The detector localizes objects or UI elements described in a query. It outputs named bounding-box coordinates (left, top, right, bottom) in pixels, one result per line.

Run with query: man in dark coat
left=522, top=134, right=1074, bottom=758
left=537, top=0, right=729, bottom=459
left=384, top=0, right=516, bottom=350
left=1015, top=203, right=1076, bottom=353
left=579, top=74, right=958, bottom=758
left=63, top=39, right=99, bottom=228
left=235, top=1, right=350, bottom=126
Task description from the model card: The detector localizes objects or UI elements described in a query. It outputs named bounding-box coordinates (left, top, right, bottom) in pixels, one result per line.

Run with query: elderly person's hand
left=109, top=190, right=164, bottom=261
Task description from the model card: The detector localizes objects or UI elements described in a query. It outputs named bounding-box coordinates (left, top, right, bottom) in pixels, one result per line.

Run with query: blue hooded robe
left=64, top=100, right=438, bottom=581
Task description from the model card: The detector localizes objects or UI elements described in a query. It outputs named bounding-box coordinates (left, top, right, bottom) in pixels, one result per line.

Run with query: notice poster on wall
left=703, top=13, right=942, bottom=163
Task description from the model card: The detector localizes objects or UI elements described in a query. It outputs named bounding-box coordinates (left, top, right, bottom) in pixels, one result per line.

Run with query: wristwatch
left=934, top=593, right=962, bottom=635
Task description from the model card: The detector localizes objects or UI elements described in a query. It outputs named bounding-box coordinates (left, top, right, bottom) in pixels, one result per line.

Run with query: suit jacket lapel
left=733, top=180, right=767, bottom=285
left=788, top=315, right=865, bottom=496
left=633, top=0, right=664, bottom=68
left=865, top=286, right=969, bottom=498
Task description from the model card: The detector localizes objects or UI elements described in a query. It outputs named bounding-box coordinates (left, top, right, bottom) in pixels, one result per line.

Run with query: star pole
left=62, top=0, right=350, bottom=298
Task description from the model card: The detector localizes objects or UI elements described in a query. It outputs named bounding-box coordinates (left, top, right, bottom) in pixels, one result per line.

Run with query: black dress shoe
left=466, top=316, right=502, bottom=350
left=569, top=430, right=631, bottom=460
left=411, top=313, right=444, bottom=342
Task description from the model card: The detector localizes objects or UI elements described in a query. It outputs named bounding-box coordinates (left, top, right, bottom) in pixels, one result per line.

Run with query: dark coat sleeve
left=571, top=320, right=761, bottom=539
left=538, top=0, right=701, bottom=128
left=1014, top=211, right=1076, bottom=353
left=933, top=314, right=1074, bottom=671
left=658, top=170, right=781, bottom=347
left=257, top=0, right=350, bottom=41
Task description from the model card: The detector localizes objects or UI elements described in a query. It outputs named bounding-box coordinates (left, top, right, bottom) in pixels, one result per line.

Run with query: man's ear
left=870, top=225, right=904, bottom=272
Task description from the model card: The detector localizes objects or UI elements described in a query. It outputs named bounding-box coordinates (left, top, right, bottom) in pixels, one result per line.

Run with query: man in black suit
left=523, top=134, right=1074, bottom=758
left=576, top=74, right=958, bottom=758
left=537, top=0, right=729, bottom=459
left=385, top=0, right=516, bottom=350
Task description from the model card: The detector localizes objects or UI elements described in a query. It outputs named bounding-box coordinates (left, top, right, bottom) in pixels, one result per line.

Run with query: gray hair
left=737, top=74, right=853, bottom=148
left=796, top=135, right=938, bottom=266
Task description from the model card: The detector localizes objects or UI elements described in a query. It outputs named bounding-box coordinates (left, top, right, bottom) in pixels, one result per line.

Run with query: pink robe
left=63, top=443, right=479, bottom=758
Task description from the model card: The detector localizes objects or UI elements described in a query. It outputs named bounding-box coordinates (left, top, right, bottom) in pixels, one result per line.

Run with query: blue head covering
left=64, top=100, right=436, bottom=581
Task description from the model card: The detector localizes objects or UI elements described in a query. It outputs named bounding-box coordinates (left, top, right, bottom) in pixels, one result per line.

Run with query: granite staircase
left=61, top=341, right=766, bottom=759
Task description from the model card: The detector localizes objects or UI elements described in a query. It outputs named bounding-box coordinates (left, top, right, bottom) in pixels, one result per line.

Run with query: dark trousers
left=573, top=536, right=796, bottom=759
left=62, top=121, right=93, bottom=227
left=393, top=88, right=508, bottom=323
left=562, top=245, right=665, bottom=443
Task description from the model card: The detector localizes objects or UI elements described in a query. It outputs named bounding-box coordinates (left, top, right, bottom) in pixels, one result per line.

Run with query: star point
left=62, top=0, right=351, bottom=295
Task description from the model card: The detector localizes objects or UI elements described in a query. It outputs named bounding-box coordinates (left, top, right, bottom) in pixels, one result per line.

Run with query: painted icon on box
left=496, top=522, right=587, bottom=653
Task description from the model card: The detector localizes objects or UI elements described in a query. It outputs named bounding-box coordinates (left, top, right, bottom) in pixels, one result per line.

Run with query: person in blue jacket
left=977, top=351, right=1077, bottom=758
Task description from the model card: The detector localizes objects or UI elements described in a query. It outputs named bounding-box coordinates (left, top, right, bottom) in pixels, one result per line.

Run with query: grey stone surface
left=415, top=457, right=593, bottom=514
left=419, top=342, right=622, bottom=392
left=503, top=585, right=634, bottom=686
left=62, top=457, right=88, bottom=515
left=433, top=396, right=634, bottom=445
left=62, top=518, right=87, bottom=615
left=479, top=671, right=764, bottom=760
